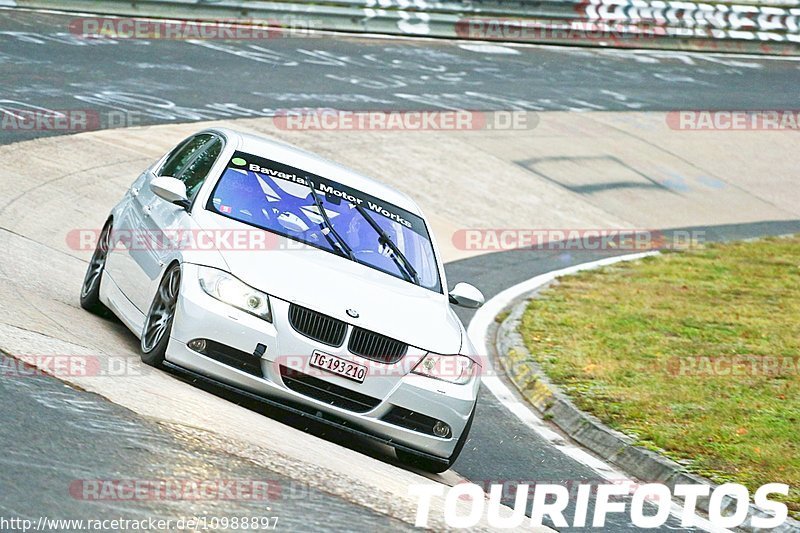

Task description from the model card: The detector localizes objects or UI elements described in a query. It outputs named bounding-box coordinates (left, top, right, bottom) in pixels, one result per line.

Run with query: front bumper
left=167, top=263, right=480, bottom=459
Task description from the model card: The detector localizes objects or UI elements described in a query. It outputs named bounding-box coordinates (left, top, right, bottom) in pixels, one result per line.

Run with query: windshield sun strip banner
left=224, top=152, right=429, bottom=239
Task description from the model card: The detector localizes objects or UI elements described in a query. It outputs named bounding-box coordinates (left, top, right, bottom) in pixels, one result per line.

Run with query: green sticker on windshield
left=231, top=157, right=247, bottom=166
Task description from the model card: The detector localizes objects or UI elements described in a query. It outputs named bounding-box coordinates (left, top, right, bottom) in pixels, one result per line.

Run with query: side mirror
left=150, top=176, right=190, bottom=209
left=448, top=282, right=485, bottom=309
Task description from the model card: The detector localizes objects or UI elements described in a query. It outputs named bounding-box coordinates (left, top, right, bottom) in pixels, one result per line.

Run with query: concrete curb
left=12, top=0, right=800, bottom=55
left=495, top=278, right=800, bottom=532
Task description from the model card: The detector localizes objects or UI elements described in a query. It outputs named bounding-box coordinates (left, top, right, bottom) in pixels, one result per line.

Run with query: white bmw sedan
left=80, top=128, right=485, bottom=472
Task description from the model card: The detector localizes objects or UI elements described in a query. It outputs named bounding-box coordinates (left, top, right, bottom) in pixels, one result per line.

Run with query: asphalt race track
left=0, top=354, right=413, bottom=531
left=1, top=7, right=799, bottom=532
left=2, top=8, right=799, bottom=148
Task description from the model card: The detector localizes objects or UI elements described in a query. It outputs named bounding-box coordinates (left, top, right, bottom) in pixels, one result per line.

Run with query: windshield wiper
left=355, top=204, right=420, bottom=286
left=306, top=178, right=354, bottom=260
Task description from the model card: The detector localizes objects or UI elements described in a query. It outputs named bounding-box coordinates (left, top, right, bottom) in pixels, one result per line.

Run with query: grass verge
left=518, top=236, right=799, bottom=518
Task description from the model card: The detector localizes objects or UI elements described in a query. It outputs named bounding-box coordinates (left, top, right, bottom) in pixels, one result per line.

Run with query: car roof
left=208, top=127, right=424, bottom=218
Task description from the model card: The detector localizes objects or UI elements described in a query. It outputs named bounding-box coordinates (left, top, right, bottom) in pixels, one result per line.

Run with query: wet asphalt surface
left=1, top=7, right=799, bottom=532
left=1, top=8, right=799, bottom=147
left=0, top=355, right=413, bottom=531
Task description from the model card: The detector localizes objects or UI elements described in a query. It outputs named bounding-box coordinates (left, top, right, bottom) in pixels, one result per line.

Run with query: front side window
left=158, top=134, right=213, bottom=178
left=180, top=138, right=222, bottom=200
left=207, top=152, right=441, bottom=292
left=158, top=134, right=222, bottom=201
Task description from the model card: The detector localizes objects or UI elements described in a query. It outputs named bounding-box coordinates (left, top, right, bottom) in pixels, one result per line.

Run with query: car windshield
left=207, top=152, right=442, bottom=292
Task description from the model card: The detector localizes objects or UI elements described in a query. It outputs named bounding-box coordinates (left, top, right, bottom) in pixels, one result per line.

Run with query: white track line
left=467, top=251, right=730, bottom=532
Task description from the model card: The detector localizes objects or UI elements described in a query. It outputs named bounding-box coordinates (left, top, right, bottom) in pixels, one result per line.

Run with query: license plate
left=309, top=351, right=367, bottom=383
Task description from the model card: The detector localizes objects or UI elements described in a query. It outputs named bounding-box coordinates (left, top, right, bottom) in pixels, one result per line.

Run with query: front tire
left=140, top=264, right=181, bottom=367
left=396, top=403, right=476, bottom=474
left=80, top=219, right=112, bottom=315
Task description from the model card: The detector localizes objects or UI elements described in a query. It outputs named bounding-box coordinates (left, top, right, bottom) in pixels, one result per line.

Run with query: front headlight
left=198, top=266, right=272, bottom=322
left=412, top=353, right=475, bottom=385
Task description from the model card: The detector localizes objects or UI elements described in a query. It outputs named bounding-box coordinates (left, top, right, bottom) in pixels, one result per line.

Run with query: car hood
left=200, top=216, right=462, bottom=354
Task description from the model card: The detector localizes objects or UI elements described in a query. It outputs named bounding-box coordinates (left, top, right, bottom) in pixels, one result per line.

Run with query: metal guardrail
left=237, top=0, right=800, bottom=7
left=14, top=0, right=800, bottom=54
